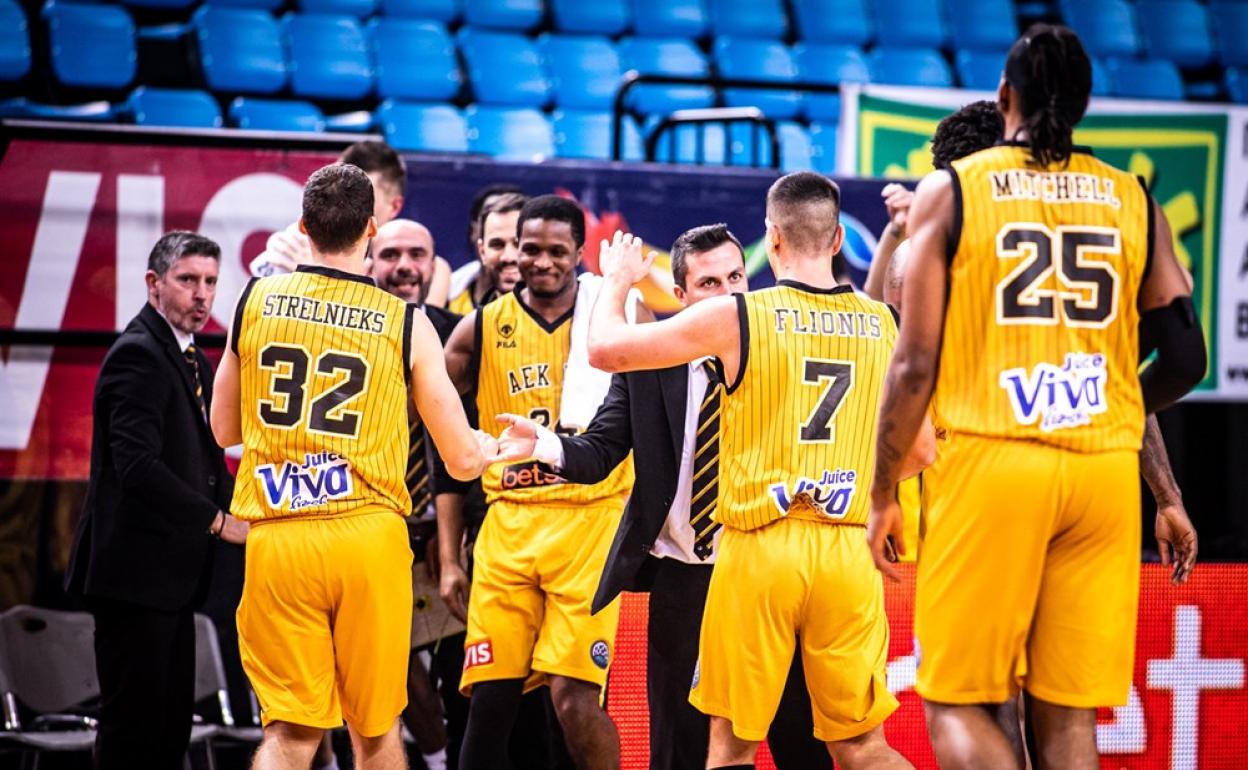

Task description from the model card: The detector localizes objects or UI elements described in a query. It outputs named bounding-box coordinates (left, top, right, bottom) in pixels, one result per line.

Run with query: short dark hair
left=339, top=140, right=406, bottom=197
left=302, top=164, right=375, bottom=255
left=470, top=183, right=525, bottom=226
left=478, top=192, right=528, bottom=238
left=147, top=231, right=220, bottom=276
left=766, top=172, right=842, bottom=255
left=931, top=100, right=1003, bottom=170
left=670, top=224, right=744, bottom=289
left=516, top=195, right=586, bottom=249
left=1004, top=24, right=1092, bottom=167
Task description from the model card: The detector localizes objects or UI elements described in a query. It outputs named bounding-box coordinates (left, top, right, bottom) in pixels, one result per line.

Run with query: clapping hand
left=494, top=413, right=540, bottom=463
left=600, top=231, right=657, bottom=286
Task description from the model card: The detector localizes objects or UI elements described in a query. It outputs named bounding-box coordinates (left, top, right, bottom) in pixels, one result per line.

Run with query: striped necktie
left=689, top=361, right=722, bottom=561
left=183, top=344, right=207, bottom=422
left=407, top=418, right=432, bottom=515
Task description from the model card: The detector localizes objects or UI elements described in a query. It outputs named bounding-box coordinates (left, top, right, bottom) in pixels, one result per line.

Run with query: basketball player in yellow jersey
left=211, top=164, right=506, bottom=770
left=440, top=195, right=634, bottom=770
left=586, top=173, right=932, bottom=769
left=868, top=25, right=1206, bottom=770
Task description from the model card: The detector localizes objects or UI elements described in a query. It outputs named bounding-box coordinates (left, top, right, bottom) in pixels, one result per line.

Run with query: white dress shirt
left=156, top=307, right=195, bottom=353
left=532, top=357, right=722, bottom=565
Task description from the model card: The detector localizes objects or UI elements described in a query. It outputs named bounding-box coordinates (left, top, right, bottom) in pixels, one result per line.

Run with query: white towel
left=560, top=273, right=640, bottom=431
left=448, top=261, right=481, bottom=300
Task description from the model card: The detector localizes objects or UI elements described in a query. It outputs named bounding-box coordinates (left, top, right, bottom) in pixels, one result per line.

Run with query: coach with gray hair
left=66, top=231, right=247, bottom=770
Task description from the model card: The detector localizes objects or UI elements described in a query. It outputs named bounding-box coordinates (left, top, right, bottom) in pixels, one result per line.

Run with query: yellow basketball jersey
left=716, top=282, right=898, bottom=531
left=230, top=265, right=413, bottom=522
left=474, top=289, right=633, bottom=508
left=934, top=144, right=1150, bottom=452
left=447, top=287, right=475, bottom=317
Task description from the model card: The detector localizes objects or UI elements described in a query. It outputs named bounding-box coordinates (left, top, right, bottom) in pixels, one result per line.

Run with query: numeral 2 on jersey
left=799, top=359, right=854, bottom=442
left=258, top=344, right=370, bottom=438
left=996, top=224, right=1121, bottom=328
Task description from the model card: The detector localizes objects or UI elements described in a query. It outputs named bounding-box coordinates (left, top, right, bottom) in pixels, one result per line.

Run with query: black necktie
left=183, top=344, right=207, bottom=422
left=407, top=418, right=432, bottom=515
left=689, top=362, right=722, bottom=561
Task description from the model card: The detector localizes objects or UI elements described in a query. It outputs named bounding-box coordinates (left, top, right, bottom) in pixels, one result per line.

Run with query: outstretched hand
left=599, top=230, right=657, bottom=285
left=494, top=413, right=540, bottom=463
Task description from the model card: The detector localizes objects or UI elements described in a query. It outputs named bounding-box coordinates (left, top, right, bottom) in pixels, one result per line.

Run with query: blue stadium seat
left=42, top=1, right=136, bottom=89
left=193, top=7, right=286, bottom=94
left=381, top=0, right=459, bottom=19
left=128, top=87, right=222, bottom=127
left=1211, top=1, right=1248, bottom=68
left=793, top=42, right=869, bottom=121
left=466, top=105, right=554, bottom=160
left=459, top=28, right=550, bottom=107
left=370, top=19, right=461, bottom=100
left=325, top=110, right=374, bottom=131
left=617, top=37, right=714, bottom=114
left=1059, top=0, right=1139, bottom=59
left=1227, top=67, right=1248, bottom=104
left=539, top=34, right=622, bottom=110
left=1090, top=57, right=1111, bottom=97
left=869, top=0, right=947, bottom=48
left=652, top=121, right=727, bottom=166
left=463, top=0, right=543, bottom=31
left=284, top=14, right=373, bottom=100
left=0, top=97, right=120, bottom=121
left=714, top=38, right=802, bottom=120
left=551, top=0, right=629, bottom=35
left=727, top=121, right=813, bottom=171
left=125, top=0, right=196, bottom=8
left=945, top=0, right=1016, bottom=51
left=630, top=0, right=706, bottom=38
left=300, top=0, right=378, bottom=17
left=1105, top=57, right=1184, bottom=100
left=791, top=0, right=871, bottom=46
left=706, top=0, right=786, bottom=39
left=1135, top=0, right=1213, bottom=69
left=809, top=121, right=837, bottom=174
left=229, top=97, right=326, bottom=131
left=551, top=109, right=643, bottom=160
left=377, top=100, right=468, bottom=151
left=955, top=49, right=1005, bottom=91
left=868, top=47, right=953, bottom=87
left=0, top=0, right=31, bottom=82
left=201, top=0, right=283, bottom=9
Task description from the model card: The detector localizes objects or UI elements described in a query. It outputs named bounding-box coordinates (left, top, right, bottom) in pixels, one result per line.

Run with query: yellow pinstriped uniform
left=231, top=265, right=415, bottom=736
left=447, top=286, right=475, bottom=317
left=690, top=282, right=900, bottom=742
left=461, top=289, right=632, bottom=695
left=917, top=145, right=1150, bottom=708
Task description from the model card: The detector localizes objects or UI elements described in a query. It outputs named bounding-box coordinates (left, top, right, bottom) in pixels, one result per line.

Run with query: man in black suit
left=497, top=225, right=833, bottom=770
left=65, top=231, right=249, bottom=770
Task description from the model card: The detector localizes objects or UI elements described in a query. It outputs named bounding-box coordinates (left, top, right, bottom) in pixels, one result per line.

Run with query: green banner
left=856, top=92, right=1225, bottom=391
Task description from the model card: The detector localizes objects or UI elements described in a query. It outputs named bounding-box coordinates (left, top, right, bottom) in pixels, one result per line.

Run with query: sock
left=422, top=747, right=447, bottom=770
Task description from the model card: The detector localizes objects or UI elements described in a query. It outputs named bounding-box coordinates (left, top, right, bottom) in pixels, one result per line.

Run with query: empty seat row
left=1061, top=0, right=1248, bottom=70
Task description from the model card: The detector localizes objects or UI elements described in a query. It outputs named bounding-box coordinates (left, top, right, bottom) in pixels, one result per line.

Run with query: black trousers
left=646, top=558, right=833, bottom=770
left=88, top=595, right=196, bottom=770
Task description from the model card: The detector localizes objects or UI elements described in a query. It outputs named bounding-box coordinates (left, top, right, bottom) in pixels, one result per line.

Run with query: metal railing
left=610, top=71, right=843, bottom=165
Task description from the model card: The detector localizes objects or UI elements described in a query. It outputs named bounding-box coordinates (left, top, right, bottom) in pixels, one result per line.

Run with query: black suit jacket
left=558, top=365, right=690, bottom=614
left=425, top=303, right=460, bottom=344
left=66, top=303, right=234, bottom=612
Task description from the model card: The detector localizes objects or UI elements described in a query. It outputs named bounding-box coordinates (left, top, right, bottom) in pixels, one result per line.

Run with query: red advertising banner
left=606, top=565, right=1248, bottom=769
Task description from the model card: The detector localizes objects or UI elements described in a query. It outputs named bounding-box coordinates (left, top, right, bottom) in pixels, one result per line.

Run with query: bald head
left=765, top=172, right=843, bottom=259
left=371, top=218, right=436, bottom=305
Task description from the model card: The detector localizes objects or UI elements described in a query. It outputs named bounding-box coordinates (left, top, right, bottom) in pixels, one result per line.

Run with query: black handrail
left=611, top=70, right=843, bottom=162
left=645, top=107, right=780, bottom=168
left=0, top=329, right=228, bottom=348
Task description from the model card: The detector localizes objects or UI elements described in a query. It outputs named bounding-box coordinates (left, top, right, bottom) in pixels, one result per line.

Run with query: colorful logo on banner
left=855, top=93, right=1226, bottom=392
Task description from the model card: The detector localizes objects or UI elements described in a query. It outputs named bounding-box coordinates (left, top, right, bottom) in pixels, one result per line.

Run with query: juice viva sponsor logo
left=255, top=451, right=353, bottom=511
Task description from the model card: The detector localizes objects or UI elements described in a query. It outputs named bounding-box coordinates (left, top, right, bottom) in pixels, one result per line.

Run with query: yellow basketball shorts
left=237, top=510, right=413, bottom=737
left=460, top=500, right=623, bottom=695
left=916, top=434, right=1140, bottom=708
left=689, top=517, right=899, bottom=743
